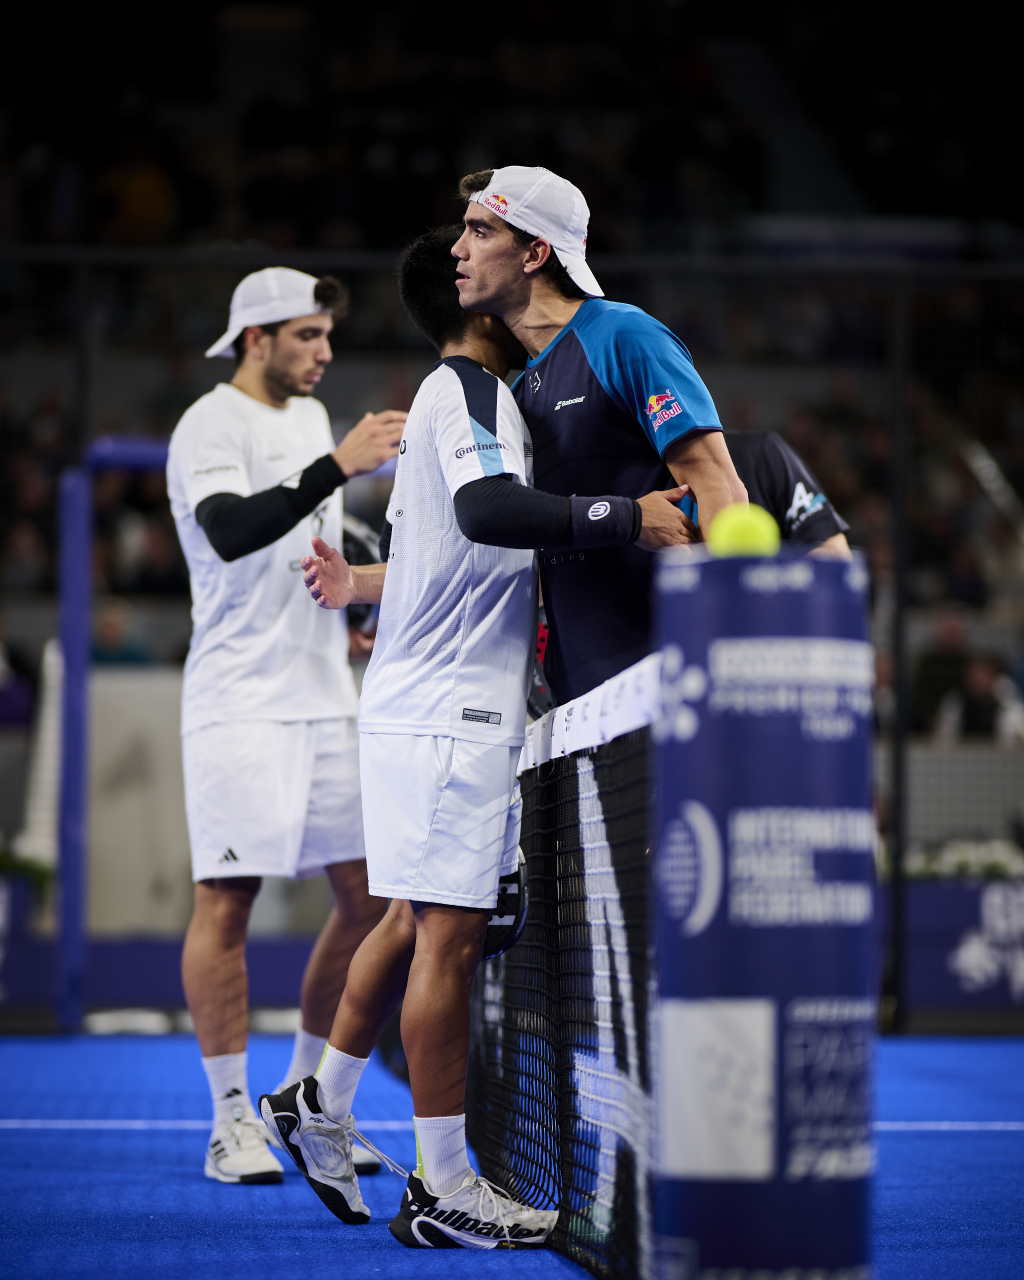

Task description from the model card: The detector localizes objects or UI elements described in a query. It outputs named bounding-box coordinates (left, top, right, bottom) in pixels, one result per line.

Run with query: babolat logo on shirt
left=455, top=442, right=508, bottom=460
left=554, top=396, right=585, bottom=411
left=463, top=708, right=502, bottom=725
left=646, top=389, right=683, bottom=431
left=786, top=481, right=827, bottom=530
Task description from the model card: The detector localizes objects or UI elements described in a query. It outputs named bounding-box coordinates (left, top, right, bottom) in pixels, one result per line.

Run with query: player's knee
left=195, top=877, right=259, bottom=944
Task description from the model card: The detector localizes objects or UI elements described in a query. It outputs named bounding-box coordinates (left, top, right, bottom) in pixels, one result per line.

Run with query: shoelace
left=467, top=1175, right=516, bottom=1248
left=226, top=1113, right=272, bottom=1150
left=314, top=1111, right=409, bottom=1179
left=350, top=1121, right=408, bottom=1178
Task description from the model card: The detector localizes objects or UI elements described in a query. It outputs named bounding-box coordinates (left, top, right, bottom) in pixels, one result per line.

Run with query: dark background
left=1, top=2, right=1020, bottom=252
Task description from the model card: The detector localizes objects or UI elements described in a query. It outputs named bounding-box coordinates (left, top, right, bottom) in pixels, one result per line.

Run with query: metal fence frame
left=6, top=242, right=1024, bottom=1030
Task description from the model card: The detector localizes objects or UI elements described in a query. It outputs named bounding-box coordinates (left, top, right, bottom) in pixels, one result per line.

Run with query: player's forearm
left=195, top=455, right=345, bottom=561
left=808, top=532, right=853, bottom=560
left=453, top=475, right=641, bottom=550
left=664, top=431, right=747, bottom=534
left=348, top=563, right=387, bottom=604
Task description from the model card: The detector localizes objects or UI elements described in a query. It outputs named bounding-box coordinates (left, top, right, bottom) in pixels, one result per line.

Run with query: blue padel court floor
left=1, top=1035, right=1023, bottom=1279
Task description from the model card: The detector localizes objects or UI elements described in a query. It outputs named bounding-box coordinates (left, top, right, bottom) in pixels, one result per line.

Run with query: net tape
left=467, top=723, right=654, bottom=1280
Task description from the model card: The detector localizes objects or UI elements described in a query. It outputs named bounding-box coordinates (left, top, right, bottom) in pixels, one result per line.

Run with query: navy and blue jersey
left=512, top=297, right=721, bottom=705
left=725, top=431, right=849, bottom=545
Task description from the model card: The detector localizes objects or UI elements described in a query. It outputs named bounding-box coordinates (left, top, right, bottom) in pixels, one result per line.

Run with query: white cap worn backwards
left=467, top=166, right=604, bottom=298
left=205, top=266, right=329, bottom=359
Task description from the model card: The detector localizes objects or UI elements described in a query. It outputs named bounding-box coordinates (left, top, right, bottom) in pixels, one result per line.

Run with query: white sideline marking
left=0, top=1118, right=416, bottom=1131
left=1, top=1118, right=1020, bottom=1133
left=874, top=1120, right=1024, bottom=1132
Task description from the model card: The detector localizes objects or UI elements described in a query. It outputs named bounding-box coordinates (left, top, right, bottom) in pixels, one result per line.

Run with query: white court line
left=0, top=1118, right=416, bottom=1131
left=875, top=1121, right=1024, bottom=1132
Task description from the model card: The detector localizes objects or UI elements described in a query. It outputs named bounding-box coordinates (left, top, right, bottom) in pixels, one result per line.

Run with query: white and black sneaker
left=389, top=1171, right=558, bottom=1249
left=204, top=1103, right=284, bottom=1184
left=259, top=1077, right=405, bottom=1225
left=266, top=1074, right=381, bottom=1174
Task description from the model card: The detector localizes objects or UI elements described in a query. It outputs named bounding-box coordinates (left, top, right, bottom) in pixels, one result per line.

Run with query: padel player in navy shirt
left=453, top=165, right=747, bottom=705
left=514, top=296, right=724, bottom=702
left=725, top=431, right=851, bottom=559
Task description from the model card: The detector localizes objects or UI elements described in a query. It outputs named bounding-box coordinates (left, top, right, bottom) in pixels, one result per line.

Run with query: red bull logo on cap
left=647, top=389, right=682, bottom=431
left=482, top=192, right=509, bottom=218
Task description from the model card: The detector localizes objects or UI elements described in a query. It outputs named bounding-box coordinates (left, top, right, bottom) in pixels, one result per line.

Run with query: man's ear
left=521, top=238, right=553, bottom=277
left=244, top=326, right=267, bottom=358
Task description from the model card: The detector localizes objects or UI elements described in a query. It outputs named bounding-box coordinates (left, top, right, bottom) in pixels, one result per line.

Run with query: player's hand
left=332, top=410, right=407, bottom=478
left=348, top=626, right=375, bottom=661
left=301, top=535, right=356, bottom=609
left=635, top=486, right=700, bottom=551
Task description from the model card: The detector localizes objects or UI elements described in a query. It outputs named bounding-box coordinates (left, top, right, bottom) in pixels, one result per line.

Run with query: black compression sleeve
left=195, top=454, right=345, bottom=562
left=453, top=475, right=642, bottom=550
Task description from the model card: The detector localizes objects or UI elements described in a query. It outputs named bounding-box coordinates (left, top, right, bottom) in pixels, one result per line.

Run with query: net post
left=56, top=467, right=92, bottom=1033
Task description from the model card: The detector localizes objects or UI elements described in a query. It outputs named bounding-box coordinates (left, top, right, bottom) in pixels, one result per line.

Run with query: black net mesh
left=467, top=728, right=653, bottom=1280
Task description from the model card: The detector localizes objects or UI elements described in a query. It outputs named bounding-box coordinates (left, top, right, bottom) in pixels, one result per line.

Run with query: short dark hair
left=231, top=274, right=349, bottom=364
left=458, top=169, right=587, bottom=302
left=397, top=225, right=469, bottom=352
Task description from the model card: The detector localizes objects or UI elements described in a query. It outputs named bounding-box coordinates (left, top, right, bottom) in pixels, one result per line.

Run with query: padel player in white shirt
left=167, top=267, right=405, bottom=1185
left=259, top=230, right=690, bottom=1247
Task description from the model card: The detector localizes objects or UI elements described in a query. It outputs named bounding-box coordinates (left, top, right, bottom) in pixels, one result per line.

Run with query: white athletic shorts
left=359, top=732, right=521, bottom=909
left=183, top=717, right=365, bottom=882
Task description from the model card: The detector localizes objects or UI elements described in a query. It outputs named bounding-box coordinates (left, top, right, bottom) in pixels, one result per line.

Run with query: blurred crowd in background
left=2, top=3, right=1024, bottom=746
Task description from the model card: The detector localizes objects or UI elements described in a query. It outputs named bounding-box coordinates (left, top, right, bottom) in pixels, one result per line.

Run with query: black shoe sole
left=388, top=1212, right=549, bottom=1250
left=306, top=1175, right=370, bottom=1225
left=389, top=1213, right=460, bottom=1248
left=237, top=1171, right=284, bottom=1184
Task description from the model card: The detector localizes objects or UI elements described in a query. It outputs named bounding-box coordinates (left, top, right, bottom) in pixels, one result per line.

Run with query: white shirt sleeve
left=431, top=364, right=528, bottom=499
left=170, top=400, right=252, bottom=512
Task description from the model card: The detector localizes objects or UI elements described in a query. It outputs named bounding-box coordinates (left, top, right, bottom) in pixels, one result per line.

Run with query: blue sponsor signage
left=653, top=551, right=875, bottom=1279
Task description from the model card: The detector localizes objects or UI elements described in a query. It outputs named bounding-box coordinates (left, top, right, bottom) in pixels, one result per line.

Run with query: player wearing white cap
left=452, top=167, right=749, bottom=705
left=258, top=229, right=689, bottom=1246
left=166, top=267, right=406, bottom=1185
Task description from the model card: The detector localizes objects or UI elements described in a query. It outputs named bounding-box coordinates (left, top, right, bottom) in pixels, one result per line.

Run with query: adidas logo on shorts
left=218, top=848, right=239, bottom=864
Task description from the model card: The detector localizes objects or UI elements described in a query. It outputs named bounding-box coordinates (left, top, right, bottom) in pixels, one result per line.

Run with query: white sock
left=202, top=1051, right=252, bottom=1127
left=283, top=1028, right=327, bottom=1085
left=315, top=1046, right=368, bottom=1119
left=414, top=1115, right=474, bottom=1195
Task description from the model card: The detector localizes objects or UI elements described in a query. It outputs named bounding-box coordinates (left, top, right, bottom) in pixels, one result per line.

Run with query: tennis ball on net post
left=706, top=503, right=781, bottom=557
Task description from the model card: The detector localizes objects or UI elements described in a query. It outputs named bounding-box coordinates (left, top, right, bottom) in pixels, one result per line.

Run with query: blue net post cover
left=652, top=551, right=876, bottom=1277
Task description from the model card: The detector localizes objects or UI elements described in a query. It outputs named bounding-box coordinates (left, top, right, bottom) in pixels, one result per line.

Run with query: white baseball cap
left=467, top=166, right=604, bottom=298
left=205, top=266, right=329, bottom=359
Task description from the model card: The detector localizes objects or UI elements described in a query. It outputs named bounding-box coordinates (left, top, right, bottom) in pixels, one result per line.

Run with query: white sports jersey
left=358, top=357, right=535, bottom=748
left=167, top=382, right=357, bottom=735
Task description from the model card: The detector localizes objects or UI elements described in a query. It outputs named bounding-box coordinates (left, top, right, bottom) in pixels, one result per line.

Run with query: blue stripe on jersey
left=470, top=415, right=507, bottom=475
left=439, top=355, right=498, bottom=435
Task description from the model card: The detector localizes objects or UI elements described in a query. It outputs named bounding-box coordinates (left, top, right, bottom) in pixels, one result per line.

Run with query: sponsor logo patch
left=462, top=708, right=502, bottom=725
left=646, top=389, right=683, bottom=431
left=588, top=501, right=610, bottom=521
left=555, top=396, right=585, bottom=411
left=482, top=192, right=509, bottom=218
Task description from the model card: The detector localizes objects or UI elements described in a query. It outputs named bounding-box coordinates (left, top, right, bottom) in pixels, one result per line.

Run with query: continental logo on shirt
left=455, top=442, right=509, bottom=460
left=646, top=389, right=683, bottom=431
left=463, top=708, right=502, bottom=725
